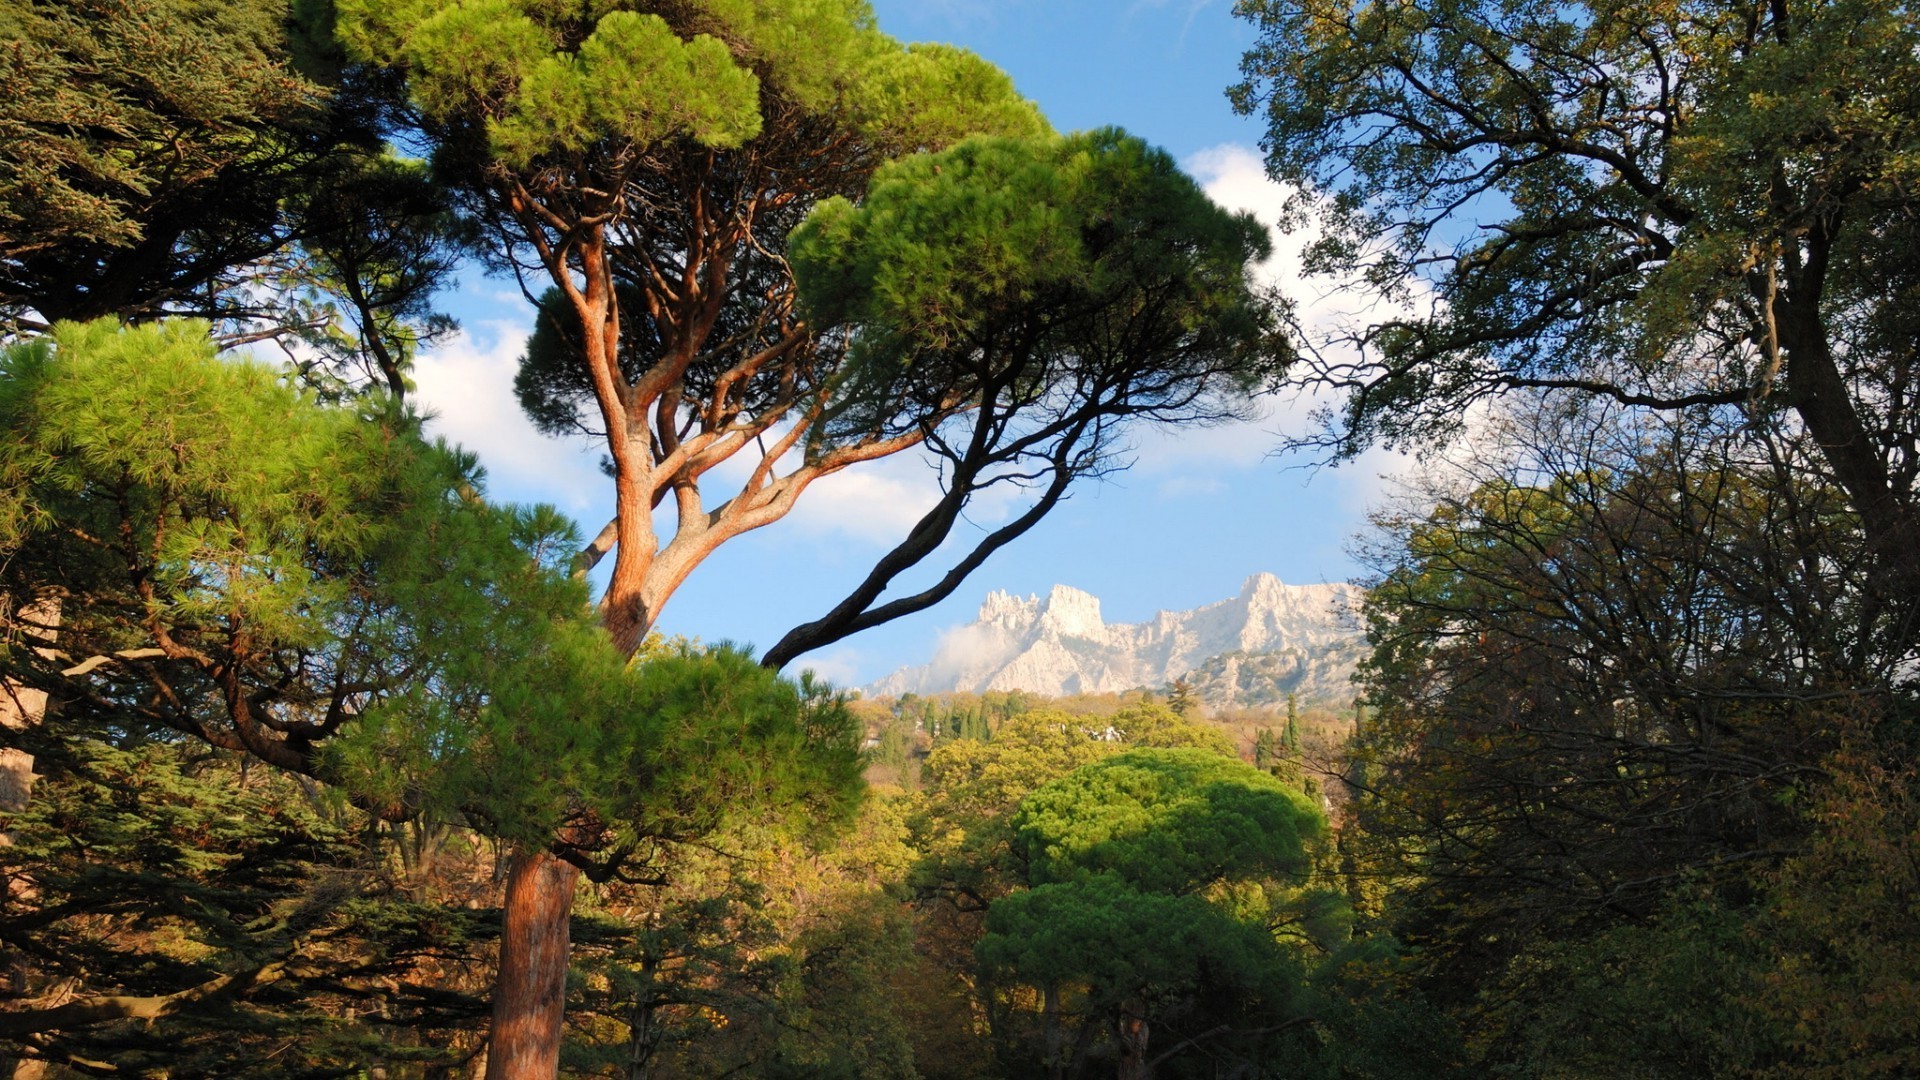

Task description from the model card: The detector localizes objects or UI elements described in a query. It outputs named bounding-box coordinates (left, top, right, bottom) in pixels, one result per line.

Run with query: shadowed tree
left=1340, top=401, right=1896, bottom=1069
left=980, top=748, right=1329, bottom=1080
left=0, top=0, right=464, bottom=382
left=1232, top=0, right=1920, bottom=613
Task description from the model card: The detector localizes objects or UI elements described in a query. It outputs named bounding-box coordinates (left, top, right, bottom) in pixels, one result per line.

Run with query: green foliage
left=0, top=0, right=321, bottom=319
left=0, top=318, right=874, bottom=1068
left=1748, top=711, right=1920, bottom=1079
left=792, top=127, right=1288, bottom=438
left=349, top=640, right=866, bottom=855
left=0, top=318, right=584, bottom=782
left=1230, top=0, right=1920, bottom=632
left=280, top=152, right=469, bottom=399
left=922, top=704, right=1234, bottom=822
left=978, top=874, right=1300, bottom=1017
left=1484, top=899, right=1780, bottom=1079
left=1233, top=0, right=1920, bottom=405
left=336, top=0, right=1044, bottom=175
left=564, top=791, right=935, bottom=1078
left=747, top=124, right=1298, bottom=667
left=1012, top=748, right=1322, bottom=895
left=0, top=736, right=494, bottom=1075
left=0, top=0, right=462, bottom=381
left=1355, top=423, right=1856, bottom=944
left=975, top=747, right=1334, bottom=1078
left=567, top=856, right=791, bottom=1076
left=1339, top=403, right=1902, bottom=1073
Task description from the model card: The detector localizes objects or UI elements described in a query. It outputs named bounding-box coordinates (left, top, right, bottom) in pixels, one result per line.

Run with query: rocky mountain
left=866, top=573, right=1366, bottom=705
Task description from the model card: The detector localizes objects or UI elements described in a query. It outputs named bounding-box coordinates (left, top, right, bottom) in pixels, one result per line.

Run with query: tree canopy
left=0, top=318, right=581, bottom=784
left=0, top=0, right=463, bottom=387
left=1012, top=748, right=1321, bottom=895
left=764, top=128, right=1291, bottom=665
left=333, top=0, right=1050, bottom=655
left=979, top=748, right=1330, bottom=1080
left=1233, top=0, right=1920, bottom=584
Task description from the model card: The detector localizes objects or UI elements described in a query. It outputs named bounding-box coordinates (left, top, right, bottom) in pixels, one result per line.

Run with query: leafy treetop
left=1232, top=0, right=1920, bottom=585
left=764, top=129, right=1292, bottom=665
left=1012, top=747, right=1325, bottom=896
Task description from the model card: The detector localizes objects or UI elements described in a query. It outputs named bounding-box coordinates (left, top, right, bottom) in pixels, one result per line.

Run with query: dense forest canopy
left=1, top=0, right=1917, bottom=1076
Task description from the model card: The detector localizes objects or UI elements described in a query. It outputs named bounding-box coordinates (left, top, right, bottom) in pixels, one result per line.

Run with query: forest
left=1, top=0, right=1916, bottom=1077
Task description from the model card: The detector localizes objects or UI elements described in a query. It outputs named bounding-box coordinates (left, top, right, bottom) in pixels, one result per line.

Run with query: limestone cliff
left=866, top=574, right=1364, bottom=704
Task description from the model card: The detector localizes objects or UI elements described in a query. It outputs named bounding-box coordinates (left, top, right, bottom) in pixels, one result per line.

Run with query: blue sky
left=410, top=0, right=1406, bottom=686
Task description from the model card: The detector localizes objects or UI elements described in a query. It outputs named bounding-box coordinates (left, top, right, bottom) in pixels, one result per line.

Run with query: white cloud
left=409, top=319, right=608, bottom=518
left=1187, top=142, right=1414, bottom=341
left=785, top=453, right=947, bottom=542
left=1177, top=143, right=1431, bottom=506
left=787, top=644, right=869, bottom=689
left=1098, top=146, right=1340, bottom=486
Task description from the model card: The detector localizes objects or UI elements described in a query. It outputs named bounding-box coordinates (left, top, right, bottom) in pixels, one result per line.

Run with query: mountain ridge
left=866, top=573, right=1365, bottom=704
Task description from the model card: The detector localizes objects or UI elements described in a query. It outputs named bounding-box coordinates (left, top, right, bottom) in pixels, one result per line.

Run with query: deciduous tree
left=1344, top=403, right=1882, bottom=1064
left=1233, top=0, right=1920, bottom=598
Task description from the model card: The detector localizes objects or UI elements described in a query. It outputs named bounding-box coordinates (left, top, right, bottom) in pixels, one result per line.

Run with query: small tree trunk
left=1042, top=983, right=1067, bottom=1080
left=487, top=847, right=580, bottom=1080
left=0, top=598, right=58, bottom=843
left=1115, top=1000, right=1150, bottom=1080
left=624, top=950, right=660, bottom=1080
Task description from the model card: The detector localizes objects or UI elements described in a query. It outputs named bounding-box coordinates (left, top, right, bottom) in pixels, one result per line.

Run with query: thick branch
left=0, top=963, right=286, bottom=1039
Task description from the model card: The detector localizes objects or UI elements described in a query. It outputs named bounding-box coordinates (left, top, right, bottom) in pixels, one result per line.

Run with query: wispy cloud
left=787, top=644, right=869, bottom=689
left=1178, top=142, right=1426, bottom=505
left=410, top=319, right=608, bottom=518
left=1121, top=0, right=1219, bottom=48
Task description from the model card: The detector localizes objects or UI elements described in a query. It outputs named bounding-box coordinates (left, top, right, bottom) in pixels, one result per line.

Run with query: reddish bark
left=486, top=848, right=581, bottom=1080
left=1116, top=1002, right=1151, bottom=1080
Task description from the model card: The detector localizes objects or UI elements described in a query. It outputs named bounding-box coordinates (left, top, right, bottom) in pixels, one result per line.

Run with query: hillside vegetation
left=5, top=0, right=1919, bottom=1075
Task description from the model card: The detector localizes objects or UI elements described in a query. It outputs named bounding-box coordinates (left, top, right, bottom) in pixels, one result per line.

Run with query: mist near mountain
left=866, top=573, right=1365, bottom=704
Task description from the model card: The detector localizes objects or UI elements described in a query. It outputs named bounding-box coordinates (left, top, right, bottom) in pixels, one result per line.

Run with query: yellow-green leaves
left=335, top=0, right=1043, bottom=172
left=693, top=0, right=878, bottom=110
left=689, top=0, right=1044, bottom=144
left=792, top=134, right=1087, bottom=348
left=1013, top=748, right=1324, bottom=894
left=400, top=0, right=552, bottom=124
left=337, top=0, right=764, bottom=165
left=491, top=13, right=761, bottom=163
left=585, top=14, right=758, bottom=148
left=1, top=316, right=590, bottom=783
left=790, top=126, right=1286, bottom=424
left=332, top=0, right=440, bottom=64
left=851, top=43, right=1050, bottom=152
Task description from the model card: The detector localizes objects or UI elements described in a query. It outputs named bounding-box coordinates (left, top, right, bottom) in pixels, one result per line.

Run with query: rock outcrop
left=866, top=573, right=1364, bottom=704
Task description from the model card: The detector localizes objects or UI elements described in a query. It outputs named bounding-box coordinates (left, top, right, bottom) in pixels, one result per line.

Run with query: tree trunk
left=1115, top=1000, right=1150, bottom=1080
left=1042, top=983, right=1068, bottom=1080
left=0, top=598, right=58, bottom=843
left=486, top=847, right=580, bottom=1080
